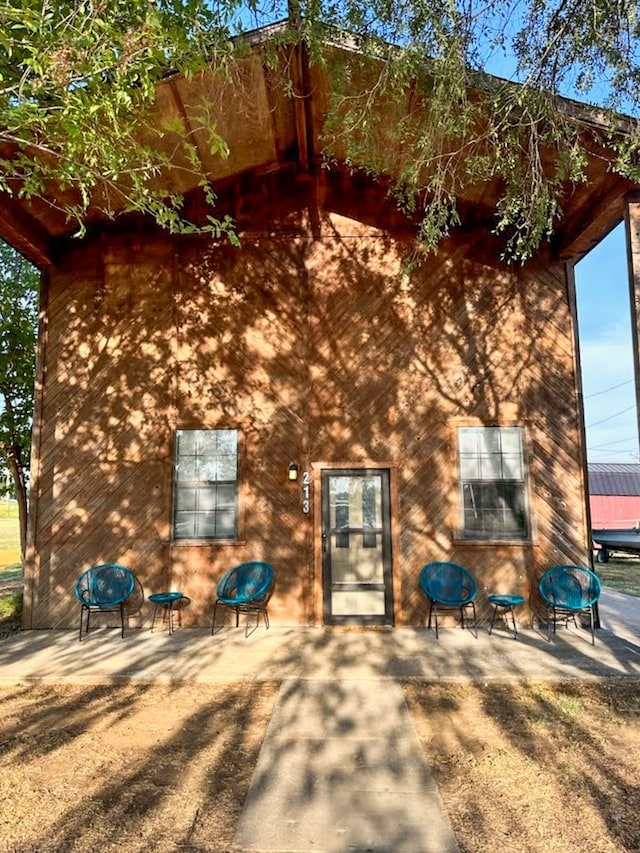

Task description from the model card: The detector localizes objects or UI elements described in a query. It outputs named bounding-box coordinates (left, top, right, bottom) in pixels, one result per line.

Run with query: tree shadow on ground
left=0, top=680, right=280, bottom=853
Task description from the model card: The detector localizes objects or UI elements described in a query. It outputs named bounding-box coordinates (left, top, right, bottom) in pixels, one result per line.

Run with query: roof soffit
left=0, top=34, right=637, bottom=266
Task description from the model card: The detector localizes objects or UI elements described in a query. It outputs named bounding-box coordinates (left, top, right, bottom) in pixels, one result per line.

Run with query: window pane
left=459, top=456, right=481, bottom=480
left=175, top=486, right=196, bottom=511
left=197, top=486, right=218, bottom=511
left=362, top=478, right=379, bottom=528
left=176, top=430, right=197, bottom=457
left=174, top=512, right=196, bottom=539
left=500, top=428, right=522, bottom=455
left=216, top=484, right=237, bottom=508
left=478, top=453, right=503, bottom=480
left=199, top=431, right=219, bottom=455
left=502, top=454, right=523, bottom=480
left=478, top=428, right=501, bottom=455
left=215, top=509, right=236, bottom=538
left=217, top=455, right=238, bottom=481
left=196, top=512, right=217, bottom=538
left=217, top=430, right=238, bottom=454
left=175, top=458, right=197, bottom=482
left=458, top=428, right=479, bottom=454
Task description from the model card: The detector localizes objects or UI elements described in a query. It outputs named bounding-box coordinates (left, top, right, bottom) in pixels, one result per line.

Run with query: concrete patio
left=1, top=588, right=638, bottom=686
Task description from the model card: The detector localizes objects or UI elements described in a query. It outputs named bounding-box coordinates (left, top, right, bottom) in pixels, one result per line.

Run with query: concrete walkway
left=0, top=589, right=638, bottom=852
left=234, top=678, right=460, bottom=852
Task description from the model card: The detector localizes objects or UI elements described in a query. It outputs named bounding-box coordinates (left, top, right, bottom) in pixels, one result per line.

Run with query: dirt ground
left=0, top=682, right=280, bottom=853
left=0, top=679, right=639, bottom=852
left=405, top=680, right=640, bottom=853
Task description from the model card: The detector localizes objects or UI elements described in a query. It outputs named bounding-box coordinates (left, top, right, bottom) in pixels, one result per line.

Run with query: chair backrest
left=74, top=564, right=135, bottom=607
left=217, top=561, right=273, bottom=603
left=538, top=565, right=601, bottom=610
left=419, top=562, right=478, bottom=605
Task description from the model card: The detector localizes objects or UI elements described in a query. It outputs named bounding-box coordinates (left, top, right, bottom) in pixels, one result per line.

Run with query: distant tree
left=0, top=242, right=39, bottom=561
left=1, top=1, right=640, bottom=259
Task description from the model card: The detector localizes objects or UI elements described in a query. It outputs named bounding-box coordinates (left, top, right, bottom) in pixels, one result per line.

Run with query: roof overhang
left=0, top=30, right=636, bottom=267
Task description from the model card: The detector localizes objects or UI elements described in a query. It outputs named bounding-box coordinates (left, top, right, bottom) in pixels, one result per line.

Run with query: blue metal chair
left=538, top=565, right=601, bottom=645
left=74, top=563, right=136, bottom=641
left=419, top=561, right=478, bottom=639
left=211, top=561, right=274, bottom=637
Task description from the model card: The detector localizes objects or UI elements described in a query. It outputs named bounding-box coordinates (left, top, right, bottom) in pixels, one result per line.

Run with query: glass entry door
left=321, top=469, right=394, bottom=625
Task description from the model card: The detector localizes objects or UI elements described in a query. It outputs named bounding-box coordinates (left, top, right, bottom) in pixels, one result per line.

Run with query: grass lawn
left=595, top=553, right=640, bottom=598
left=0, top=512, right=21, bottom=579
left=0, top=515, right=21, bottom=567
left=0, top=513, right=23, bottom=637
left=0, top=499, right=18, bottom=520
left=0, top=592, right=22, bottom=638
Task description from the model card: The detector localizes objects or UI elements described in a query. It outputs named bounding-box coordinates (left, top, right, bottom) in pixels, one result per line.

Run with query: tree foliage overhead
left=0, top=0, right=241, bottom=237
left=1, top=1, right=640, bottom=258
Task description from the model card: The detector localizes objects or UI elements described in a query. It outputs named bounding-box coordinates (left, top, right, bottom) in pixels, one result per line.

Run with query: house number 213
left=302, top=471, right=311, bottom=514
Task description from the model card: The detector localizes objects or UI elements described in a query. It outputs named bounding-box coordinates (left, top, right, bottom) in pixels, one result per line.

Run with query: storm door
left=321, top=469, right=394, bottom=625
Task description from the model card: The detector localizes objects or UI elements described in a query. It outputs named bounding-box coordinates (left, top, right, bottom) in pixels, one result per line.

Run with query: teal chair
left=211, top=561, right=274, bottom=637
left=539, top=565, right=601, bottom=644
left=74, top=563, right=135, bottom=641
left=419, top=561, right=478, bottom=639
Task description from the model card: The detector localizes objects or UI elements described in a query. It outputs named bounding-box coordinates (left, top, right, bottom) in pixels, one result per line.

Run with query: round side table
left=487, top=594, right=525, bottom=639
left=149, top=592, right=183, bottom=635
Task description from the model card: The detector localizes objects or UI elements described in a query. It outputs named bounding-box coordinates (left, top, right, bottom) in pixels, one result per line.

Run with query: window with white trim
left=173, top=429, right=238, bottom=540
left=457, top=426, right=528, bottom=540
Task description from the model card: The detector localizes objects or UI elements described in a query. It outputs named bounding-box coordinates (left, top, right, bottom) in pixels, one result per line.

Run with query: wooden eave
left=0, top=37, right=637, bottom=268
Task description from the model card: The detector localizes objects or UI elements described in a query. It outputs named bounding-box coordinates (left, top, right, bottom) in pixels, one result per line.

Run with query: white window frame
left=172, top=429, right=239, bottom=541
left=457, top=426, right=529, bottom=541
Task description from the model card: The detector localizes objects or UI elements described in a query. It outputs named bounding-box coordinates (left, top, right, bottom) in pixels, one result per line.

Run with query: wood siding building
left=2, top=38, right=640, bottom=630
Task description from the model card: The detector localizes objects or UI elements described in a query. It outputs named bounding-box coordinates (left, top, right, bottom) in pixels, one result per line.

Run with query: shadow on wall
left=27, top=212, right=589, bottom=628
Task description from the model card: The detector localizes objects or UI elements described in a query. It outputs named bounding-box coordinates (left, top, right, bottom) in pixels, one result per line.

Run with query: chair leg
left=547, top=606, right=560, bottom=640
left=79, top=606, right=85, bottom=641
left=588, top=606, right=595, bottom=645
left=509, top=606, right=518, bottom=639
left=460, top=602, right=477, bottom=632
left=433, top=602, right=439, bottom=639
left=211, top=600, right=219, bottom=635
left=120, top=602, right=126, bottom=639
left=488, top=604, right=498, bottom=636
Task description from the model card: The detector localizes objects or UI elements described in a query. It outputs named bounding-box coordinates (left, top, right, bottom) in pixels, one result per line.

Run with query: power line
left=588, top=449, right=639, bottom=459
left=587, top=405, right=636, bottom=429
left=585, top=379, right=634, bottom=399
left=588, top=436, right=638, bottom=450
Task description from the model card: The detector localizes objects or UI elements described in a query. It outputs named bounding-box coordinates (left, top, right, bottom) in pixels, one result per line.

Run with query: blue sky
left=575, top=224, right=639, bottom=463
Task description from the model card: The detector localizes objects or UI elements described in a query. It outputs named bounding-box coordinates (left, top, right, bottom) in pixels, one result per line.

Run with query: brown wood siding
left=26, top=236, right=175, bottom=627
left=24, top=208, right=591, bottom=629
